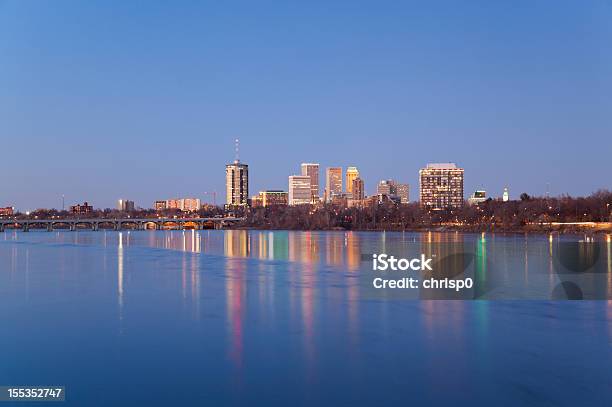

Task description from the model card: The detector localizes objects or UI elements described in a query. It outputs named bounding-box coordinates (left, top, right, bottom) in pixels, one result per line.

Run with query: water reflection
left=226, top=255, right=246, bottom=375
left=1, top=230, right=612, bottom=405
left=118, top=232, right=124, bottom=318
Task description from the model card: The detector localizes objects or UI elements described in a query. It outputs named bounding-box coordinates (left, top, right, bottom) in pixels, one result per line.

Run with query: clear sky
left=1, top=0, right=610, bottom=210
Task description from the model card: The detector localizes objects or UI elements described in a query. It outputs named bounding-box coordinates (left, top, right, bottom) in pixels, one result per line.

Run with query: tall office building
left=226, top=160, right=249, bottom=207
left=377, top=179, right=395, bottom=196
left=396, top=184, right=409, bottom=204
left=325, top=167, right=342, bottom=202
left=376, top=180, right=408, bottom=203
left=288, top=176, right=312, bottom=206
left=345, top=167, right=360, bottom=197
left=352, top=177, right=365, bottom=200
left=117, top=199, right=135, bottom=212
left=419, top=163, right=464, bottom=210
left=300, top=163, right=320, bottom=202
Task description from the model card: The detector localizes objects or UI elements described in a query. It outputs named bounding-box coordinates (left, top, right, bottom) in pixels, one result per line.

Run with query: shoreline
left=235, top=224, right=612, bottom=236
left=2, top=224, right=610, bottom=237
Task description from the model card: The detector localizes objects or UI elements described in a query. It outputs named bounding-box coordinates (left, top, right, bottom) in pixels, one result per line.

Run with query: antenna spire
left=234, top=138, right=240, bottom=163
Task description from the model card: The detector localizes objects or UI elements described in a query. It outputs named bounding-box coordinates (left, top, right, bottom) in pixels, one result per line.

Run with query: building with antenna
left=225, top=139, right=249, bottom=207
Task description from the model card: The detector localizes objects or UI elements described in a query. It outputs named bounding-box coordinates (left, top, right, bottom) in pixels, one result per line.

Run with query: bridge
left=0, top=217, right=244, bottom=232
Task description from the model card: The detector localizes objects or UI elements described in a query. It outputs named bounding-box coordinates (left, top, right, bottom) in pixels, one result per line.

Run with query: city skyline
left=1, top=148, right=610, bottom=211
left=1, top=2, right=611, bottom=210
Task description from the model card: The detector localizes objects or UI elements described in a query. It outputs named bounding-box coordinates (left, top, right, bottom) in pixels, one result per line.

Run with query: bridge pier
left=0, top=223, right=4, bottom=232
left=92, top=223, right=98, bottom=231
left=69, top=223, right=76, bottom=231
left=23, top=223, right=29, bottom=232
left=47, top=223, right=53, bottom=232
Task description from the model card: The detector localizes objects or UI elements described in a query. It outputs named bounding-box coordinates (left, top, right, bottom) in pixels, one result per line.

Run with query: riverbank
left=236, top=222, right=612, bottom=236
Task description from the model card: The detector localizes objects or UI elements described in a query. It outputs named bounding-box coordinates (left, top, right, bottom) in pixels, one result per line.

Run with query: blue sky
left=1, top=0, right=610, bottom=210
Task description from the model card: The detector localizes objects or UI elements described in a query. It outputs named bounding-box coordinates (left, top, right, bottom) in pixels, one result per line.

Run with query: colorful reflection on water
left=0, top=230, right=611, bottom=406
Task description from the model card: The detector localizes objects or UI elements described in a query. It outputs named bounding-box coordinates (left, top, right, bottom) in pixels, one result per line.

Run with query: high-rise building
left=288, top=176, right=312, bottom=206
left=226, top=161, right=249, bottom=207
left=376, top=180, right=409, bottom=203
left=419, top=163, right=464, bottom=210
left=377, top=179, right=395, bottom=196
left=396, top=184, right=409, bottom=204
left=503, top=187, right=510, bottom=202
left=300, top=163, right=320, bottom=202
left=117, top=199, right=135, bottom=212
left=345, top=167, right=359, bottom=197
left=325, top=167, right=342, bottom=202
left=352, top=177, right=365, bottom=200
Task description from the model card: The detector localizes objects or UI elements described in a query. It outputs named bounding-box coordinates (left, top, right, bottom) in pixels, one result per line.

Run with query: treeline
left=8, top=190, right=611, bottom=233
left=241, top=190, right=612, bottom=231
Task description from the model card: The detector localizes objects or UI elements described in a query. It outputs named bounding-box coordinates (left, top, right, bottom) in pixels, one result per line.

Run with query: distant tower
left=300, top=163, right=320, bottom=202
left=288, top=175, right=312, bottom=206
left=503, top=187, right=509, bottom=202
left=352, top=177, right=365, bottom=200
left=345, top=167, right=360, bottom=198
left=225, top=140, right=249, bottom=207
left=325, top=167, right=342, bottom=202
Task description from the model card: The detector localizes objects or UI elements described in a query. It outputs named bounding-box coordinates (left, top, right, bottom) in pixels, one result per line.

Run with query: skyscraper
left=117, top=199, right=135, bottom=212
left=325, top=167, right=342, bottom=202
left=226, top=161, right=249, bottom=207
left=396, top=184, right=409, bottom=204
left=352, top=177, right=365, bottom=200
left=345, top=167, right=359, bottom=197
left=377, top=179, right=395, bottom=196
left=376, top=180, right=408, bottom=203
left=419, top=163, right=464, bottom=210
left=300, top=163, right=320, bottom=202
left=288, top=175, right=312, bottom=206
